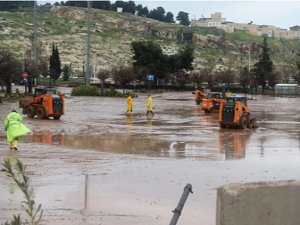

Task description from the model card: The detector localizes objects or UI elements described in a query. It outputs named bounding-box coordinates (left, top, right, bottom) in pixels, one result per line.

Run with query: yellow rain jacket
left=147, top=96, right=153, bottom=111
left=3, top=112, right=31, bottom=142
left=127, top=96, right=133, bottom=111
left=226, top=91, right=232, bottom=97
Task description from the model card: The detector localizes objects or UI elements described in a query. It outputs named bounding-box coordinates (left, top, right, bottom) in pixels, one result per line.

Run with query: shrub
left=104, top=87, right=123, bottom=97
left=71, top=85, right=99, bottom=96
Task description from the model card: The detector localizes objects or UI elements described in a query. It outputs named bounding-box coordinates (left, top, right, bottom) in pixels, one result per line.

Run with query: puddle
left=19, top=129, right=260, bottom=161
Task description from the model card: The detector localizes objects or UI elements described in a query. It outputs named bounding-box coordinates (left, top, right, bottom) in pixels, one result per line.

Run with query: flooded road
left=1, top=89, right=300, bottom=225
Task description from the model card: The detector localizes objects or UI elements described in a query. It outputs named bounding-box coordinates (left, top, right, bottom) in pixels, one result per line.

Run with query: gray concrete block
left=216, top=180, right=300, bottom=225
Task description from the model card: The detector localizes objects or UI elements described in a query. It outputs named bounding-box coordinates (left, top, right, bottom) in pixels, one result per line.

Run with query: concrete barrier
left=216, top=180, right=300, bottom=225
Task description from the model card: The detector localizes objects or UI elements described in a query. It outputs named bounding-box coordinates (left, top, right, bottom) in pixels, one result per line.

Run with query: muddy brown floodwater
left=1, top=87, right=300, bottom=225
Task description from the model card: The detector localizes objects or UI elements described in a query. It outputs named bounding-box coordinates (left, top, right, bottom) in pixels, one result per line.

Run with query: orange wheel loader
left=19, top=86, right=64, bottom=120
left=193, top=90, right=207, bottom=105
left=219, top=97, right=258, bottom=129
left=201, top=92, right=225, bottom=113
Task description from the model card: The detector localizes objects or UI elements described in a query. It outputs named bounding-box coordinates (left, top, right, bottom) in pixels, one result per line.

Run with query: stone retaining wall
left=216, top=180, right=300, bottom=225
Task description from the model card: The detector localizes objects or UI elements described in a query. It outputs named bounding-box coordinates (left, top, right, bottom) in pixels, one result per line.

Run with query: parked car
left=89, top=77, right=100, bottom=84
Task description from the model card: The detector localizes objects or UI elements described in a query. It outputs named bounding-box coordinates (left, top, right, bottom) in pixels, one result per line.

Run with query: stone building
left=191, top=12, right=300, bottom=40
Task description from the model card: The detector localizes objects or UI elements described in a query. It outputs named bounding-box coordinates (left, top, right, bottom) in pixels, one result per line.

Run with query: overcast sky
left=136, top=1, right=300, bottom=29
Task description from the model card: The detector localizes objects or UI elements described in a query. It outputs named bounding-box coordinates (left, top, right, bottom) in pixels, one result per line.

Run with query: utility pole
left=248, top=50, right=251, bottom=93
left=85, top=0, right=91, bottom=85
left=33, top=1, right=38, bottom=65
left=33, top=0, right=38, bottom=86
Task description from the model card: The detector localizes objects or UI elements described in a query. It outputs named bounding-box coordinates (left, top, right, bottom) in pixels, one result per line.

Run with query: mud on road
left=1, top=89, right=300, bottom=225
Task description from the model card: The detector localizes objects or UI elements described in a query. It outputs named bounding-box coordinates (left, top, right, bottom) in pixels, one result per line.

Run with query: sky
left=135, top=1, right=300, bottom=29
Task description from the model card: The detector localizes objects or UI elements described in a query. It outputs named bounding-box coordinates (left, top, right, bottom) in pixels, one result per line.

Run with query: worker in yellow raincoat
left=147, top=94, right=154, bottom=117
left=226, top=90, right=232, bottom=97
left=3, top=109, right=31, bottom=150
left=127, top=95, right=133, bottom=115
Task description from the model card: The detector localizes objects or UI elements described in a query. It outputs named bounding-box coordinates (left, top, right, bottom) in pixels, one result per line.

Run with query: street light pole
left=85, top=0, right=91, bottom=85
left=248, top=50, right=251, bottom=96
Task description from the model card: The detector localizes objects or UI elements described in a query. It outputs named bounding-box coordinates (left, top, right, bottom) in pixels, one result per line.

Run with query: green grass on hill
left=225, top=29, right=263, bottom=43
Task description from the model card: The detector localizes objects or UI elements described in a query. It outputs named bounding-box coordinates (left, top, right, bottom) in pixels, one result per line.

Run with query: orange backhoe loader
left=201, top=92, right=225, bottom=113
left=193, top=90, right=207, bottom=105
left=19, top=86, right=64, bottom=119
left=219, top=96, right=257, bottom=129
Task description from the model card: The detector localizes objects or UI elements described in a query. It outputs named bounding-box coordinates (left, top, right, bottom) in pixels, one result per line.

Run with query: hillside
left=1, top=5, right=300, bottom=78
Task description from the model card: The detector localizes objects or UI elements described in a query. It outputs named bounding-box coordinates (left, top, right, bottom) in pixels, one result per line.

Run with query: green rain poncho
left=3, top=111, right=31, bottom=142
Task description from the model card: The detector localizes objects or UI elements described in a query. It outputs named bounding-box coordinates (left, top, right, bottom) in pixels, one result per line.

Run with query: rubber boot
left=12, top=139, right=18, bottom=150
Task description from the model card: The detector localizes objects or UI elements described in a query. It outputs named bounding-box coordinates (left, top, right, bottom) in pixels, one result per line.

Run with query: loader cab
left=225, top=97, right=247, bottom=106
left=34, top=87, right=57, bottom=97
left=202, top=92, right=225, bottom=113
left=221, top=97, right=247, bottom=122
left=206, top=92, right=223, bottom=99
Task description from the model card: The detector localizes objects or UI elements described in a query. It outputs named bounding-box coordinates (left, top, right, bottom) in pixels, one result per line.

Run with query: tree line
left=1, top=37, right=300, bottom=95
left=60, top=1, right=190, bottom=26
left=0, top=43, right=61, bottom=94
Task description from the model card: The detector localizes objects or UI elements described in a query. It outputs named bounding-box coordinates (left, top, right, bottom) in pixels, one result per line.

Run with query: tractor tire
left=220, top=123, right=227, bottom=128
left=239, top=116, right=247, bottom=129
left=247, top=117, right=254, bottom=128
left=22, top=108, right=27, bottom=115
left=252, top=118, right=258, bottom=128
left=27, top=106, right=36, bottom=118
left=53, top=115, right=61, bottom=120
left=36, top=107, right=46, bottom=119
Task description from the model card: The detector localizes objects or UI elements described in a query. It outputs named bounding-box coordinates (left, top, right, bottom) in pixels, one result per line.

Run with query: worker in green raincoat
left=3, top=109, right=31, bottom=150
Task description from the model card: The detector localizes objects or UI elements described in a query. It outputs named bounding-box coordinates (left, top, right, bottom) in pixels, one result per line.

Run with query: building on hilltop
left=191, top=12, right=300, bottom=40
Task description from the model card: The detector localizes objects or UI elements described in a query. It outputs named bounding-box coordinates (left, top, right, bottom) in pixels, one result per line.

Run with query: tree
left=0, top=1, right=34, bottom=11
left=294, top=52, right=300, bottom=83
left=147, top=6, right=165, bottom=21
left=131, top=41, right=168, bottom=80
left=164, top=44, right=194, bottom=86
left=62, top=64, right=70, bottom=81
left=132, top=42, right=194, bottom=84
left=112, top=66, right=135, bottom=94
left=38, top=57, right=49, bottom=78
left=123, top=1, right=136, bottom=14
left=176, top=44, right=194, bottom=71
left=135, top=4, right=148, bottom=17
left=49, top=43, right=61, bottom=85
left=133, top=66, right=149, bottom=82
left=111, top=1, right=136, bottom=14
left=176, top=11, right=190, bottom=26
left=92, top=1, right=111, bottom=10
left=165, top=12, right=175, bottom=23
left=174, top=70, right=190, bottom=87
left=214, top=56, right=238, bottom=85
left=97, top=69, right=110, bottom=96
left=65, top=1, right=87, bottom=7
left=0, top=49, right=22, bottom=94
left=24, top=59, right=39, bottom=93
left=253, top=36, right=274, bottom=93
left=200, top=58, right=217, bottom=89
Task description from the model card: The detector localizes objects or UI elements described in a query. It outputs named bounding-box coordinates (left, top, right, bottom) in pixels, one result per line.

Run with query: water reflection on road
left=25, top=128, right=253, bottom=160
